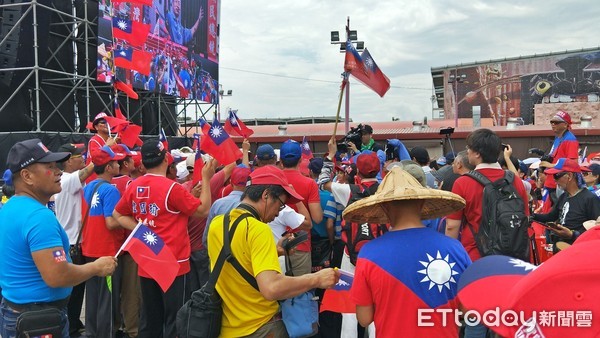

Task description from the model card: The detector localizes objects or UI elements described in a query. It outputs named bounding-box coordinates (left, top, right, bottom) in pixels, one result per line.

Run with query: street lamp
left=331, top=17, right=364, bottom=134
left=218, top=85, right=233, bottom=121
left=448, top=73, right=466, bottom=128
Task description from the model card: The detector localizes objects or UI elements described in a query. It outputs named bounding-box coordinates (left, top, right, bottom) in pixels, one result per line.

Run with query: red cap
left=355, top=152, right=380, bottom=176
left=458, top=240, right=600, bottom=337
left=248, top=165, right=303, bottom=203
left=545, top=158, right=589, bottom=174
left=131, top=151, right=142, bottom=168
left=91, top=145, right=126, bottom=166
left=230, top=166, right=251, bottom=187
left=551, top=110, right=572, bottom=125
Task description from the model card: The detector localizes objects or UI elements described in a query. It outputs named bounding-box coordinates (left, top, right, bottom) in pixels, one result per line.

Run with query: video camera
left=337, top=124, right=365, bottom=153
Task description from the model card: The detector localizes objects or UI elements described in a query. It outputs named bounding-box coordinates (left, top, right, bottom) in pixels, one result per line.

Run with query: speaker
left=0, top=0, right=52, bottom=88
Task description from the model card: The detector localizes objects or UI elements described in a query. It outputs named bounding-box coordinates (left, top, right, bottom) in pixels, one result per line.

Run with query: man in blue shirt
left=166, top=0, right=203, bottom=45
left=0, top=139, right=117, bottom=338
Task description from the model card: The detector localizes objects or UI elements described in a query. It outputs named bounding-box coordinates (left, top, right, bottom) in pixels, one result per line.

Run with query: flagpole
left=115, top=221, right=143, bottom=258
left=333, top=78, right=347, bottom=138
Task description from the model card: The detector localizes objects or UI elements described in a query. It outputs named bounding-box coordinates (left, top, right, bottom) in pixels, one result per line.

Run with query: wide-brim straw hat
left=343, top=167, right=466, bottom=223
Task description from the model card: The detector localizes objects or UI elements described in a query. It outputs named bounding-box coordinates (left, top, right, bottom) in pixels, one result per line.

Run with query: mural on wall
left=444, top=50, right=600, bottom=125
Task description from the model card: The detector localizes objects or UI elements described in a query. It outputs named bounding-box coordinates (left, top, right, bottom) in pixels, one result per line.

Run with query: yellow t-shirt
left=207, top=208, right=282, bottom=337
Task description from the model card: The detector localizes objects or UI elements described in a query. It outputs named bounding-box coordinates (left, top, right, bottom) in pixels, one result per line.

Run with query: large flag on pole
left=118, top=222, right=179, bottom=292
left=344, top=40, right=390, bottom=97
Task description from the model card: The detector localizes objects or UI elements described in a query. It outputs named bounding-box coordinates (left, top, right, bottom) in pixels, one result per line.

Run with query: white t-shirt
left=54, top=171, right=83, bottom=244
left=268, top=205, right=305, bottom=243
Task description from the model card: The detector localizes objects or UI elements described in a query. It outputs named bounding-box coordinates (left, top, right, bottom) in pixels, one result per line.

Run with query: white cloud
left=217, top=0, right=600, bottom=123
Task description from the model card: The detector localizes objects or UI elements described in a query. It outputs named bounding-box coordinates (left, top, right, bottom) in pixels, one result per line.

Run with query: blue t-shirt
left=312, top=190, right=336, bottom=238
left=166, top=11, right=193, bottom=45
left=0, top=196, right=72, bottom=303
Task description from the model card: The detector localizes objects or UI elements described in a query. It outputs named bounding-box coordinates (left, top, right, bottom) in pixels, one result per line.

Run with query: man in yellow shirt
left=208, top=165, right=339, bottom=337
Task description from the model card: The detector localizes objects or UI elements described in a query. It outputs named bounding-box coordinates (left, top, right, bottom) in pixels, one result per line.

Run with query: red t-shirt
left=447, top=168, right=529, bottom=262
left=112, top=175, right=133, bottom=239
left=283, top=169, right=321, bottom=252
left=181, top=170, right=226, bottom=251
left=81, top=180, right=123, bottom=257
left=115, top=174, right=202, bottom=277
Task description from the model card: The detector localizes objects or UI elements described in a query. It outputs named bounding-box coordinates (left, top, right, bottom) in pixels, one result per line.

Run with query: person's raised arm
left=318, top=137, right=337, bottom=192
left=191, top=158, right=217, bottom=219
left=503, top=144, right=518, bottom=175
left=242, top=138, right=251, bottom=167
left=78, top=162, right=95, bottom=183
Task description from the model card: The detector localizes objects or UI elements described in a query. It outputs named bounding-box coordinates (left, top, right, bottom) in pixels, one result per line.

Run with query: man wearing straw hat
left=345, top=167, right=470, bottom=337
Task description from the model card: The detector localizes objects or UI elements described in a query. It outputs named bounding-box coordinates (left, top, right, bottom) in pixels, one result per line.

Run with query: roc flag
left=122, top=222, right=179, bottom=292
left=159, top=128, right=169, bottom=150
left=192, top=134, right=204, bottom=185
left=301, top=136, right=313, bottom=160
left=224, top=110, right=254, bottom=138
left=113, top=47, right=151, bottom=76
left=320, top=269, right=355, bottom=313
left=113, top=98, right=126, bottom=120
left=199, top=118, right=242, bottom=166
left=169, top=63, right=189, bottom=98
left=112, top=17, right=151, bottom=47
left=115, top=80, right=139, bottom=100
left=344, top=40, right=390, bottom=97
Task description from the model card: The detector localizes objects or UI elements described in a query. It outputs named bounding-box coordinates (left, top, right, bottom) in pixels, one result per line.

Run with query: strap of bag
left=204, top=213, right=251, bottom=294
left=75, top=180, right=107, bottom=246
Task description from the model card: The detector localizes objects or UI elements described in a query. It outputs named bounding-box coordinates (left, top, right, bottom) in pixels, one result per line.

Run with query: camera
left=337, top=124, right=364, bottom=153
left=439, top=127, right=455, bottom=135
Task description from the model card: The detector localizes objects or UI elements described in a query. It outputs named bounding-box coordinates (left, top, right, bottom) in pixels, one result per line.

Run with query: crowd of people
left=0, top=111, right=599, bottom=338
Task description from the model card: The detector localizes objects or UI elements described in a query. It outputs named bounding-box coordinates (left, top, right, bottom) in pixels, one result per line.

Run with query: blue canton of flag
left=53, top=249, right=67, bottom=263
left=228, top=110, right=239, bottom=127
left=114, top=47, right=133, bottom=62
left=208, top=119, right=230, bottom=146
left=333, top=270, right=353, bottom=291
left=136, top=186, right=150, bottom=199
left=132, top=224, right=165, bottom=255
left=112, top=17, right=132, bottom=34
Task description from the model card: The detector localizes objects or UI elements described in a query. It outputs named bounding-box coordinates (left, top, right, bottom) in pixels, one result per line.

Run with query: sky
left=216, top=0, right=600, bottom=124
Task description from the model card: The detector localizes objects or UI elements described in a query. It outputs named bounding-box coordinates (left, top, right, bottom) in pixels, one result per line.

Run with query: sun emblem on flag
left=302, top=143, right=310, bottom=151
left=142, top=231, right=158, bottom=245
left=117, top=19, right=128, bottom=31
left=364, top=57, right=374, bottom=70
left=417, top=251, right=459, bottom=292
left=508, top=258, right=537, bottom=271
left=91, top=192, right=100, bottom=209
left=210, top=126, right=222, bottom=138
left=229, top=116, right=237, bottom=125
left=119, top=50, right=127, bottom=57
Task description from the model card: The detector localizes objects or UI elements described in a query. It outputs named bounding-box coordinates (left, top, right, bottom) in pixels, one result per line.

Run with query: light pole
left=448, top=73, right=466, bottom=128
left=330, top=17, right=364, bottom=134
left=218, top=84, right=232, bottom=121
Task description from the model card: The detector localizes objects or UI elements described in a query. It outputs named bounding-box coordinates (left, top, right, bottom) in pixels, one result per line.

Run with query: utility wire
left=220, top=66, right=431, bottom=91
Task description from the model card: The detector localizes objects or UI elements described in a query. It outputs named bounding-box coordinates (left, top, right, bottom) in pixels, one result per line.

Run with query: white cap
left=176, top=161, right=189, bottom=180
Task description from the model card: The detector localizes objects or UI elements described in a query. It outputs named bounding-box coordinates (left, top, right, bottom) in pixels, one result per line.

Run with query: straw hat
left=343, top=167, right=466, bottom=223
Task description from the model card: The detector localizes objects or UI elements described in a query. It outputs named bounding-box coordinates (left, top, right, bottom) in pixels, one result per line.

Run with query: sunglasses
left=583, top=172, right=596, bottom=176
left=550, top=121, right=565, bottom=125
left=553, top=172, right=568, bottom=180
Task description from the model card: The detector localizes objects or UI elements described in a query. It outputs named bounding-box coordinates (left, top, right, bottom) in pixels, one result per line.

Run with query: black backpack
left=465, top=170, right=530, bottom=261
left=342, top=182, right=389, bottom=266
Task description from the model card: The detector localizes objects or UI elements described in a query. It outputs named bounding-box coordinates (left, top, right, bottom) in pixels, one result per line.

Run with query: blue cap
left=280, top=140, right=301, bottom=160
left=308, top=158, right=324, bottom=174
left=256, top=144, right=276, bottom=161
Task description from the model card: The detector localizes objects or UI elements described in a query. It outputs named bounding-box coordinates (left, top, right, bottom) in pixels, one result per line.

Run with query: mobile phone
left=545, top=222, right=560, bottom=229
left=502, top=143, right=509, bottom=150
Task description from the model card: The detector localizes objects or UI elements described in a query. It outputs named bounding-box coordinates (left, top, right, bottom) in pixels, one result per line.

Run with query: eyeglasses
left=553, top=172, right=568, bottom=180
left=583, top=172, right=596, bottom=176
left=550, top=121, right=564, bottom=125
left=95, top=120, right=107, bottom=125
left=274, top=195, right=286, bottom=211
